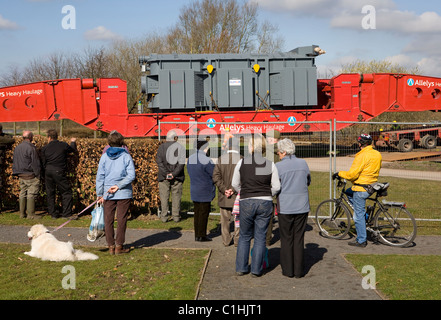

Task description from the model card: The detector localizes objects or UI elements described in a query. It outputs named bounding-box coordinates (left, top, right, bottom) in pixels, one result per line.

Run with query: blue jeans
left=345, top=188, right=370, bottom=243
left=236, top=199, right=273, bottom=275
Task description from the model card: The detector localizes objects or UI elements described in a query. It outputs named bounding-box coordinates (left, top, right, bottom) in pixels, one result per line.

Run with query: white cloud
left=84, top=26, right=122, bottom=41
left=417, top=57, right=441, bottom=78
left=0, top=14, right=19, bottom=30
left=332, top=9, right=441, bottom=34
left=253, top=0, right=396, bottom=17
left=385, top=54, right=416, bottom=68
left=255, top=0, right=441, bottom=34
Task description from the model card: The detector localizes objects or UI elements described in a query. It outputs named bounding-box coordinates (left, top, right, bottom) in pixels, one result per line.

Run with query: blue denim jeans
left=236, top=199, right=273, bottom=275
left=345, top=188, right=370, bottom=244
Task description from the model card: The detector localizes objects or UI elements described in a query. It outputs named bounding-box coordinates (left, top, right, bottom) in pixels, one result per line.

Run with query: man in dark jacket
left=0, top=124, right=15, bottom=212
left=212, top=137, right=242, bottom=246
left=41, top=129, right=77, bottom=219
left=156, top=130, right=186, bottom=222
left=187, top=138, right=215, bottom=241
left=12, top=131, right=41, bottom=219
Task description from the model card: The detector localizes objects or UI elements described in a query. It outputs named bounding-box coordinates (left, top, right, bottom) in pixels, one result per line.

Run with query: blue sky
left=1, top=0, right=441, bottom=79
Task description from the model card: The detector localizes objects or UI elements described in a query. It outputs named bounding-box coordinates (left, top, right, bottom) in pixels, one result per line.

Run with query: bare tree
left=166, top=0, right=282, bottom=54
left=0, top=65, right=25, bottom=86
left=108, top=34, right=168, bottom=111
left=72, top=46, right=111, bottom=79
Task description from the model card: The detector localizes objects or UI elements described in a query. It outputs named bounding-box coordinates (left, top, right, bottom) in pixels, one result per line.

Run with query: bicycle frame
left=334, top=178, right=404, bottom=236
left=317, top=176, right=416, bottom=246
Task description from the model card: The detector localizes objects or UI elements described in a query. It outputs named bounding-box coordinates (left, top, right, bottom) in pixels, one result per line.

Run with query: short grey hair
left=248, top=133, right=266, bottom=154
left=166, top=130, right=178, bottom=141
left=277, top=138, right=295, bottom=155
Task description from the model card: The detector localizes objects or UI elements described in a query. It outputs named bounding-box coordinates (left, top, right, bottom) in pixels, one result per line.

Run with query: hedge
left=1, top=136, right=160, bottom=215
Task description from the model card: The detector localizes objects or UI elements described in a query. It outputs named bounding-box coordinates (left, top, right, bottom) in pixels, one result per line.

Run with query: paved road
left=1, top=220, right=439, bottom=300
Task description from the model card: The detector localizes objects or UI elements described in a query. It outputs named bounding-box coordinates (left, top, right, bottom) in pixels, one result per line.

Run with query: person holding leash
left=96, top=130, right=136, bottom=255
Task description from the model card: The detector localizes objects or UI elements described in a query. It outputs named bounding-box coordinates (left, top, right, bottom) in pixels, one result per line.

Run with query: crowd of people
left=157, top=129, right=380, bottom=278
left=1, top=123, right=380, bottom=276
left=157, top=129, right=314, bottom=278
left=0, top=126, right=78, bottom=220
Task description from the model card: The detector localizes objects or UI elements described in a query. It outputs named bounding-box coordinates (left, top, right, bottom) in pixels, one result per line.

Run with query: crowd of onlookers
left=0, top=125, right=77, bottom=220
left=0, top=124, right=312, bottom=278
left=2, top=123, right=379, bottom=278
left=157, top=129, right=312, bottom=278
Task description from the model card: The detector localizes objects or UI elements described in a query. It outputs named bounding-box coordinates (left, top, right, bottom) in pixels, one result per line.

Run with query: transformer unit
left=139, top=45, right=323, bottom=111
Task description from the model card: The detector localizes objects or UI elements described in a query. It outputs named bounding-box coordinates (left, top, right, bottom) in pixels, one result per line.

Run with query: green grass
left=307, top=172, right=441, bottom=235
left=0, top=243, right=209, bottom=300
left=1, top=170, right=440, bottom=234
left=345, top=254, right=441, bottom=300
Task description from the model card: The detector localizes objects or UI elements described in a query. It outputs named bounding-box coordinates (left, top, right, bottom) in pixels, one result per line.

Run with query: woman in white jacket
left=96, top=130, right=136, bottom=255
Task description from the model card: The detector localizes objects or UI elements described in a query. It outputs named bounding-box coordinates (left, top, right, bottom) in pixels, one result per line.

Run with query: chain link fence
left=158, top=120, right=441, bottom=230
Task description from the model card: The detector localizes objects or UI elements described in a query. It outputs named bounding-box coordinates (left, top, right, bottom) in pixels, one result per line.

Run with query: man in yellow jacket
left=334, top=134, right=382, bottom=247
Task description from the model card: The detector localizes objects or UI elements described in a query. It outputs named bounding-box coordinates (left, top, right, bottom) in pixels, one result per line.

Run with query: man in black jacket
left=12, top=131, right=41, bottom=219
left=156, top=130, right=185, bottom=222
left=41, top=129, right=77, bottom=219
left=0, top=124, right=15, bottom=212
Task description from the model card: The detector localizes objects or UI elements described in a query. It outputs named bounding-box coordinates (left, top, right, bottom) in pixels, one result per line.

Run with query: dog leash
left=50, top=199, right=99, bottom=233
left=51, top=191, right=110, bottom=233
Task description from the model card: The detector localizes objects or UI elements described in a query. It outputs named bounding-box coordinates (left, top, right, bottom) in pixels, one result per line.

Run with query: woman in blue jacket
left=276, top=139, right=311, bottom=278
left=96, top=131, right=136, bottom=255
left=187, top=139, right=215, bottom=242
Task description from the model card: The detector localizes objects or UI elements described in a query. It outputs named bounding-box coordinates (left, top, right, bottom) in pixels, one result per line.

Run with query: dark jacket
left=41, top=140, right=77, bottom=172
left=12, top=140, right=41, bottom=178
left=187, top=150, right=215, bottom=202
left=212, top=150, right=242, bottom=208
left=0, top=133, right=14, bottom=166
left=156, top=140, right=185, bottom=182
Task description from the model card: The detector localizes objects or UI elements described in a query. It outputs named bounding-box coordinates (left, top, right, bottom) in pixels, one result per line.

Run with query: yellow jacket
left=338, top=145, right=382, bottom=192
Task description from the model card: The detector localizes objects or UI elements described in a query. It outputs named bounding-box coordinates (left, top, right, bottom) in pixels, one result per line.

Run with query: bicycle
left=315, top=176, right=417, bottom=247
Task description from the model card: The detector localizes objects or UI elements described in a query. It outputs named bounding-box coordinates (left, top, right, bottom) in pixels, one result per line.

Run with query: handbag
left=87, top=203, right=105, bottom=242
left=232, top=192, right=240, bottom=228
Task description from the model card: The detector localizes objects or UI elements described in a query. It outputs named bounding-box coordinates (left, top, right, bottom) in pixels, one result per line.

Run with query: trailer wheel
left=398, top=138, right=413, bottom=152
left=421, top=135, right=437, bottom=149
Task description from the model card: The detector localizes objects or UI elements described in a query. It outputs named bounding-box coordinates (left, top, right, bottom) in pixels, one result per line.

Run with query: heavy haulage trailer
left=1, top=45, right=441, bottom=138
left=373, top=125, right=441, bottom=152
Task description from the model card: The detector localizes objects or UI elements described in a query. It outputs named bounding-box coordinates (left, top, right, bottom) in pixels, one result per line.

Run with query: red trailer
left=1, top=73, right=440, bottom=137
left=372, top=125, right=441, bottom=152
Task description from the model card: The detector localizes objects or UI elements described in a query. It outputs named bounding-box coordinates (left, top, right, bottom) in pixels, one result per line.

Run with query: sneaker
left=348, top=240, right=367, bottom=248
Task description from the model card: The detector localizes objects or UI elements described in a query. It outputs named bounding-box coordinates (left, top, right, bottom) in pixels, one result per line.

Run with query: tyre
left=398, top=138, right=413, bottom=152
left=374, top=205, right=417, bottom=247
left=315, top=199, right=351, bottom=239
left=421, top=135, right=437, bottom=149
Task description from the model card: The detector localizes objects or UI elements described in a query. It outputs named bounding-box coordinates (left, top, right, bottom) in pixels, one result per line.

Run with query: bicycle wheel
left=315, top=199, right=351, bottom=239
left=374, top=205, right=417, bottom=247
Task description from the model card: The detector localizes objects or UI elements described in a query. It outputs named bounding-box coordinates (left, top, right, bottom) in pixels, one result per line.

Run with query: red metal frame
left=1, top=73, right=440, bottom=137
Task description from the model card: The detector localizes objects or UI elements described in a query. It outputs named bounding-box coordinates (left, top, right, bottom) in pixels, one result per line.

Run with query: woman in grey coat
left=276, top=139, right=311, bottom=278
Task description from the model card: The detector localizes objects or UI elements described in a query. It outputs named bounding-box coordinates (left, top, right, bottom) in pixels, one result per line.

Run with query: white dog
left=25, top=224, right=99, bottom=262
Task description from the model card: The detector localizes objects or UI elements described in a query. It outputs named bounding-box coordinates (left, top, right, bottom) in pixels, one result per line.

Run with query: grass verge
left=345, top=254, right=441, bottom=300
left=0, top=243, right=209, bottom=300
